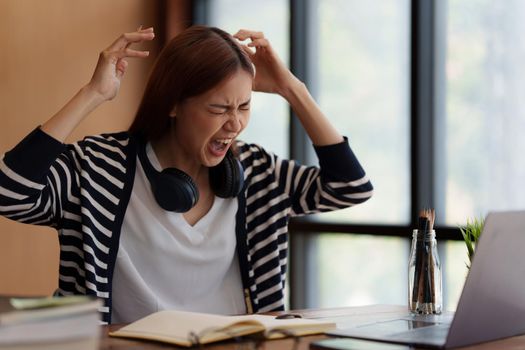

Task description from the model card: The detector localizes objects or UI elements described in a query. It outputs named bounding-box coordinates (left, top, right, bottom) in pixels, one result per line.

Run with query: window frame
left=193, top=0, right=461, bottom=309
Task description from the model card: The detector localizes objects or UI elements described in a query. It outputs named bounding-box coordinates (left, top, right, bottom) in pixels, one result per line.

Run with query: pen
left=275, top=313, right=302, bottom=319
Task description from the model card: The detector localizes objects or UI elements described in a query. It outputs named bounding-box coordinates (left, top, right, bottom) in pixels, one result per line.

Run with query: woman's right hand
left=40, top=27, right=155, bottom=142
left=86, top=27, right=155, bottom=102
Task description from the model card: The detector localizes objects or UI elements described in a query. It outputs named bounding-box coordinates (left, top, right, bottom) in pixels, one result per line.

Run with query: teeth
left=216, top=139, right=232, bottom=145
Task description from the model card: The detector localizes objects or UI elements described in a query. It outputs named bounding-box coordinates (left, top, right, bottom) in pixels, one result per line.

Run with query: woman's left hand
left=233, top=29, right=299, bottom=97
left=235, top=30, right=343, bottom=146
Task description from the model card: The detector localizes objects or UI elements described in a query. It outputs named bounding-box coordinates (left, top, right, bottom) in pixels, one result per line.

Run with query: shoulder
left=70, top=131, right=132, bottom=159
left=64, top=132, right=134, bottom=173
left=79, top=131, right=131, bottom=149
left=236, top=140, right=275, bottom=164
left=235, top=140, right=292, bottom=183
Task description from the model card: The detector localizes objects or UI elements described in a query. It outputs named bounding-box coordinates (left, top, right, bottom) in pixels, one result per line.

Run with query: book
left=0, top=296, right=101, bottom=350
left=109, top=309, right=336, bottom=347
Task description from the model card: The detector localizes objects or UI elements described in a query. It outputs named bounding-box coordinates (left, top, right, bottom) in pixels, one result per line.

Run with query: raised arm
left=41, top=27, right=155, bottom=142
left=234, top=29, right=372, bottom=214
left=0, top=27, right=155, bottom=227
left=233, top=29, right=343, bottom=146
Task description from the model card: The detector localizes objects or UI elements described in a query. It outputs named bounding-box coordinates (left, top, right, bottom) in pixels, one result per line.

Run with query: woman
left=0, top=26, right=373, bottom=324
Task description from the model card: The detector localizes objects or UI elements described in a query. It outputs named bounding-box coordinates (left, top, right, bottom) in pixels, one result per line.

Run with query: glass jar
left=408, top=229, right=442, bottom=314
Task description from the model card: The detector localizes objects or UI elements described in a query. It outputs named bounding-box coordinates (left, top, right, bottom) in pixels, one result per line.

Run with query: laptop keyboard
left=330, top=319, right=450, bottom=347
left=351, top=319, right=439, bottom=334
left=388, top=323, right=450, bottom=345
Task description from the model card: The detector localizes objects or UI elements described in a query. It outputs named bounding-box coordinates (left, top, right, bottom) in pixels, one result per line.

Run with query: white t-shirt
left=111, top=144, right=246, bottom=323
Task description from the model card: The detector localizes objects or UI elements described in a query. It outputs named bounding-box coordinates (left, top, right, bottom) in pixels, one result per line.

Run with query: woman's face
left=171, top=69, right=253, bottom=168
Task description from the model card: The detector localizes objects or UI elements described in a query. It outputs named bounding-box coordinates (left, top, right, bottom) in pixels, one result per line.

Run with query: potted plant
left=459, top=216, right=484, bottom=268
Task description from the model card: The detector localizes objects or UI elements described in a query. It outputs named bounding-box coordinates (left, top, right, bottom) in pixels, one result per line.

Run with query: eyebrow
left=208, top=99, right=251, bottom=109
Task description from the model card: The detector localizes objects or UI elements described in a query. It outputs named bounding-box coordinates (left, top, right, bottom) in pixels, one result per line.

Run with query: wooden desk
left=98, top=306, right=525, bottom=350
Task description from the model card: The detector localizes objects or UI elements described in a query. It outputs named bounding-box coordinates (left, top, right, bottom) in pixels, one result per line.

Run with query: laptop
left=323, top=210, right=525, bottom=349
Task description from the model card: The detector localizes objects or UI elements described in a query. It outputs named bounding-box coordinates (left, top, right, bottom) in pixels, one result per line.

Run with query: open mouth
left=209, top=138, right=232, bottom=155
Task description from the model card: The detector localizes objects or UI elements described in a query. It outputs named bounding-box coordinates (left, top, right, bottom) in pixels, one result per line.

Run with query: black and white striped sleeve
left=0, top=127, right=71, bottom=227
left=278, top=137, right=373, bottom=216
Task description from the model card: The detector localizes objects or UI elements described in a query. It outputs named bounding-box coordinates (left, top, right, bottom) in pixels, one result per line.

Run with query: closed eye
left=239, top=99, right=251, bottom=111
left=208, top=99, right=251, bottom=114
left=208, top=106, right=228, bottom=115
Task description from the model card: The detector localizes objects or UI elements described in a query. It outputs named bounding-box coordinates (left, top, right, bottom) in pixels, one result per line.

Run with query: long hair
left=129, top=26, right=254, bottom=141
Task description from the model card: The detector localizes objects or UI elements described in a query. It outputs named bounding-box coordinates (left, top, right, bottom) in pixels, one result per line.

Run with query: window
left=194, top=0, right=523, bottom=313
left=437, top=0, right=525, bottom=311
left=313, top=234, right=408, bottom=308
left=440, top=0, right=525, bottom=225
left=307, top=0, right=411, bottom=309
left=315, top=0, right=410, bottom=225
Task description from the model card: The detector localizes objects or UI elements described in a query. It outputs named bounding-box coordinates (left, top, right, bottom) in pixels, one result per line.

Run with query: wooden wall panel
left=0, top=0, right=190, bottom=296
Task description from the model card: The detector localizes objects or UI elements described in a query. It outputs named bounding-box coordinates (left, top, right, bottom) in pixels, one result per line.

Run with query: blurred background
left=1, top=0, right=524, bottom=313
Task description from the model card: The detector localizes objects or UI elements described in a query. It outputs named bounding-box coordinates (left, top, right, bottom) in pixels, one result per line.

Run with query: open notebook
left=109, top=309, right=335, bottom=347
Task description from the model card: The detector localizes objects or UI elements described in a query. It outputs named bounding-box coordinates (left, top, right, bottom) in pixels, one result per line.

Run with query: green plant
left=459, top=216, right=485, bottom=268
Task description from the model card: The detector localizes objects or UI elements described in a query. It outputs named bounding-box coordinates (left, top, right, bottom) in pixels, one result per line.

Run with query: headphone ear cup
left=209, top=151, right=244, bottom=198
left=152, top=168, right=199, bottom=212
left=136, top=140, right=199, bottom=212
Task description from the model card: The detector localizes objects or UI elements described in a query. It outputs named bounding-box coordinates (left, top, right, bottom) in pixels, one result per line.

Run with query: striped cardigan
left=0, top=127, right=373, bottom=323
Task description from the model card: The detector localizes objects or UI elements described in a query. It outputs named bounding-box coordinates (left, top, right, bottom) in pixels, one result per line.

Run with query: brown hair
left=129, top=25, right=254, bottom=141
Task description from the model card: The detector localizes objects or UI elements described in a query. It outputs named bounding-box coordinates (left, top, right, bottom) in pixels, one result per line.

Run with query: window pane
left=208, top=0, right=290, bottom=158
left=442, top=0, right=525, bottom=224
left=313, top=234, right=408, bottom=308
left=312, top=235, right=467, bottom=311
left=314, top=0, right=411, bottom=225
left=442, top=241, right=469, bottom=311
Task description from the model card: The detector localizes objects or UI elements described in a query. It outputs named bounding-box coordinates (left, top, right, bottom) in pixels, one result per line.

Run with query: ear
left=169, top=105, right=177, bottom=118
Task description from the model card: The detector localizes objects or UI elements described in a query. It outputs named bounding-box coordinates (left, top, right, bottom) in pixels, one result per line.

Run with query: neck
left=151, top=131, right=205, bottom=181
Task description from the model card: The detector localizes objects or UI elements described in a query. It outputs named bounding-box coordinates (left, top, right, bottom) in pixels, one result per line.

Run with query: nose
left=224, top=112, right=244, bottom=133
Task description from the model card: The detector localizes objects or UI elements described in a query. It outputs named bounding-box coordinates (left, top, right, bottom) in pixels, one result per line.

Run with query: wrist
left=81, top=83, right=110, bottom=107
left=280, top=78, right=308, bottom=105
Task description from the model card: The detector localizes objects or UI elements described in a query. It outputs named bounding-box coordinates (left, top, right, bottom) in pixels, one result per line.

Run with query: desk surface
left=99, top=306, right=525, bottom=350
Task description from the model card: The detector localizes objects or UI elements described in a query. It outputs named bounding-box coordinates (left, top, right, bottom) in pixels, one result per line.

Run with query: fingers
left=116, top=59, right=128, bottom=78
left=247, top=38, right=270, bottom=48
left=113, top=47, right=150, bottom=59
left=99, top=27, right=154, bottom=71
left=233, top=29, right=264, bottom=41
left=107, top=27, right=155, bottom=53
left=234, top=30, right=272, bottom=52
left=125, top=25, right=143, bottom=49
left=239, top=44, right=255, bottom=56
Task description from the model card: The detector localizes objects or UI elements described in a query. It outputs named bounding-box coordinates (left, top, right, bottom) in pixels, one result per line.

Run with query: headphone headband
left=135, top=139, right=244, bottom=212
